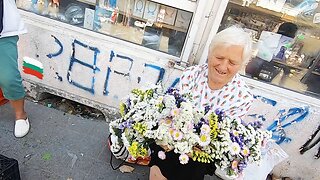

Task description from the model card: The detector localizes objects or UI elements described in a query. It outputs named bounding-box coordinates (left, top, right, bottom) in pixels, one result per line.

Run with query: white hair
left=209, top=26, right=252, bottom=64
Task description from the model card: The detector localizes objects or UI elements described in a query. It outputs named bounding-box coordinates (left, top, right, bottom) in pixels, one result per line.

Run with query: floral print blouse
left=179, top=64, right=253, bottom=118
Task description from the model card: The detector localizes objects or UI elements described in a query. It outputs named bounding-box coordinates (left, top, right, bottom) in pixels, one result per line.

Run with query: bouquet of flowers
left=109, top=84, right=161, bottom=161
left=192, top=112, right=271, bottom=177
left=109, top=85, right=271, bottom=178
left=109, top=85, right=202, bottom=161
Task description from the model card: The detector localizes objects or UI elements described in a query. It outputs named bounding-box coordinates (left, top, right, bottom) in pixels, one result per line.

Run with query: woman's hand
left=159, top=144, right=173, bottom=152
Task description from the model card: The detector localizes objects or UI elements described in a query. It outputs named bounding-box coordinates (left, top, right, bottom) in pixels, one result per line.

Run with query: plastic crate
left=0, top=154, right=21, bottom=180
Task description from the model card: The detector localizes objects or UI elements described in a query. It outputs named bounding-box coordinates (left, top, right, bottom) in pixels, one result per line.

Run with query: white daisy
left=199, top=134, right=211, bottom=147
left=241, top=146, right=250, bottom=156
left=172, top=130, right=183, bottom=141
left=230, top=142, right=241, bottom=155
left=179, top=154, right=189, bottom=164
left=171, top=108, right=180, bottom=117
left=200, top=124, right=211, bottom=134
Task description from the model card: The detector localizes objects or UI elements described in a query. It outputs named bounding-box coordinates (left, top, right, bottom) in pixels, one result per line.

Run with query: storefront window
left=16, top=0, right=193, bottom=57
left=219, top=0, right=320, bottom=98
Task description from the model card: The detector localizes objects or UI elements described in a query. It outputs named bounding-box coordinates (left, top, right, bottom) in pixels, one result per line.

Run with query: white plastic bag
left=243, top=141, right=289, bottom=180
left=215, top=141, right=288, bottom=180
left=256, top=31, right=281, bottom=62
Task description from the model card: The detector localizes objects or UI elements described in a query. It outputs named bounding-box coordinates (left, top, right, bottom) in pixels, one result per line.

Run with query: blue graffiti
left=109, top=50, right=115, bottom=62
left=253, top=95, right=277, bottom=106
left=103, top=67, right=112, bottom=96
left=170, top=78, right=180, bottom=87
left=44, top=37, right=180, bottom=96
left=55, top=72, right=63, bottom=82
left=103, top=52, right=136, bottom=95
left=267, top=106, right=309, bottom=144
left=67, top=39, right=100, bottom=94
left=248, top=114, right=266, bottom=121
left=47, top=35, right=64, bottom=58
left=144, top=63, right=165, bottom=84
left=116, top=54, right=133, bottom=70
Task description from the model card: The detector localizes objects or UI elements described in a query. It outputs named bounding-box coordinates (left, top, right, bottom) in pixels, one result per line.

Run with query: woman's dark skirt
left=148, top=143, right=216, bottom=180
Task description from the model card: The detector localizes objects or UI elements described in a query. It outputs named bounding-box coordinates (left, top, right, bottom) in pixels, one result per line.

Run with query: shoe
left=14, top=118, right=30, bottom=138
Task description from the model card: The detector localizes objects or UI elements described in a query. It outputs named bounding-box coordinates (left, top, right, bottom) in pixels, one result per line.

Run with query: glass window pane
left=219, top=0, right=320, bottom=98
left=17, top=0, right=96, bottom=26
left=17, top=0, right=193, bottom=57
left=94, top=0, right=192, bottom=57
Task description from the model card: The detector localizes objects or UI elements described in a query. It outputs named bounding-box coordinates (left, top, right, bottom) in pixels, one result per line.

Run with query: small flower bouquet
left=193, top=112, right=272, bottom=177
left=109, top=84, right=163, bottom=161
left=109, top=85, right=271, bottom=178
left=109, top=85, right=202, bottom=162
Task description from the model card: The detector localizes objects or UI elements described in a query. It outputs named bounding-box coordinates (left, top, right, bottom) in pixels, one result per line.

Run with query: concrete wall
left=18, top=12, right=182, bottom=118
left=245, top=79, right=320, bottom=180
left=18, top=12, right=320, bottom=180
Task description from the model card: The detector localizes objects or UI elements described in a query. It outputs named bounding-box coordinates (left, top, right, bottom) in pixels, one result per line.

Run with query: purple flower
left=125, top=99, right=131, bottom=109
left=204, top=106, right=211, bottom=115
left=238, top=161, right=247, bottom=171
left=119, top=123, right=125, bottom=130
left=119, top=120, right=133, bottom=130
left=235, top=137, right=244, bottom=148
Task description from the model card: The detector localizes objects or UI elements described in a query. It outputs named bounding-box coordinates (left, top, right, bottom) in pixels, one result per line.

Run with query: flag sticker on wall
left=23, top=57, right=44, bottom=80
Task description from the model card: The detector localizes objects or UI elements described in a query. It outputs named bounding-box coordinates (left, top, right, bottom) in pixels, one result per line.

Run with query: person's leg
left=10, top=98, right=27, bottom=120
left=149, top=166, right=167, bottom=180
left=0, top=36, right=29, bottom=137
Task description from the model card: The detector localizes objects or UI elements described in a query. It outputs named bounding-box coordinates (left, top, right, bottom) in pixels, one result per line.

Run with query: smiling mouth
left=215, top=68, right=226, bottom=75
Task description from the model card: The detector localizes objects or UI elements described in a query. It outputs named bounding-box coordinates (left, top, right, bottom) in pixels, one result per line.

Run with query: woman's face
left=207, top=44, right=244, bottom=89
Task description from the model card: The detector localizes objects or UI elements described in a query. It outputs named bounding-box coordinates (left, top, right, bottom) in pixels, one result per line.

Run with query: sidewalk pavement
left=0, top=100, right=148, bottom=180
left=0, top=100, right=219, bottom=180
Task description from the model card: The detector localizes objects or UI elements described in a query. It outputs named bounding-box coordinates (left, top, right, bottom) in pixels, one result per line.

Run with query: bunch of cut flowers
left=109, top=85, right=202, bottom=161
left=192, top=111, right=272, bottom=178
left=109, top=85, right=271, bottom=178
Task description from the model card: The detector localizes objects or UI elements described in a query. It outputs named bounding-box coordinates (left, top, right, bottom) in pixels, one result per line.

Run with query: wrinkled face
left=207, top=44, right=244, bottom=89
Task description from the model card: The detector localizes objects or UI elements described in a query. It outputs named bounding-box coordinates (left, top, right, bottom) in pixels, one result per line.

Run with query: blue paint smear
left=103, top=67, right=112, bottom=96
left=109, top=50, right=115, bottom=62
left=170, top=78, right=180, bottom=87
left=67, top=39, right=100, bottom=94
left=116, top=54, right=133, bottom=70
left=248, top=114, right=266, bottom=121
left=253, top=95, right=277, bottom=106
left=114, top=70, right=129, bottom=77
left=47, top=35, right=64, bottom=58
left=267, top=106, right=309, bottom=144
left=144, top=63, right=165, bottom=84
left=55, top=72, right=63, bottom=82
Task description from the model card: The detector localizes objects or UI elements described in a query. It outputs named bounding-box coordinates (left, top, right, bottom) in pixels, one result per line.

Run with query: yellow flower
left=128, top=142, right=139, bottom=158
left=133, top=123, right=147, bottom=135
left=119, top=103, right=126, bottom=117
left=139, top=147, right=148, bottom=157
left=191, top=150, right=213, bottom=163
left=208, top=113, right=219, bottom=139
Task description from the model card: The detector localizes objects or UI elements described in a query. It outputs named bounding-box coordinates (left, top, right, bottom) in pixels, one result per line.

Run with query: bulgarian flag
left=23, top=57, right=44, bottom=80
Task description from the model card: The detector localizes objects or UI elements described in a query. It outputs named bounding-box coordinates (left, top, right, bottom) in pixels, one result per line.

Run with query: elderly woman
left=149, top=26, right=253, bottom=180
